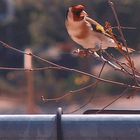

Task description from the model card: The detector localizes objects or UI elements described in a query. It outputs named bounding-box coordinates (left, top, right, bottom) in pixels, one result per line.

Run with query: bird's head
left=71, top=5, right=85, bottom=16
left=67, top=5, right=87, bottom=21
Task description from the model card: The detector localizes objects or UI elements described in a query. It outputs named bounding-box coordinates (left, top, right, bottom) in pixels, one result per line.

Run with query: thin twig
left=108, top=1, right=129, bottom=53
left=33, top=54, right=140, bottom=89
left=104, top=51, right=140, bottom=80
left=42, top=81, right=97, bottom=102
left=94, top=52, right=140, bottom=80
left=67, top=62, right=106, bottom=113
left=73, top=49, right=140, bottom=80
left=0, top=40, right=27, bottom=55
left=68, top=94, right=95, bottom=114
left=111, top=26, right=136, bottom=30
left=0, top=40, right=140, bottom=89
left=70, top=62, right=106, bottom=93
left=108, top=0, right=138, bottom=85
left=96, top=87, right=129, bottom=114
left=42, top=62, right=107, bottom=102
left=0, top=66, right=61, bottom=71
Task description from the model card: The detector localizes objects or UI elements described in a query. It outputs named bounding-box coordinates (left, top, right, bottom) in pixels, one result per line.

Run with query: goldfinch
left=65, top=5, right=134, bottom=52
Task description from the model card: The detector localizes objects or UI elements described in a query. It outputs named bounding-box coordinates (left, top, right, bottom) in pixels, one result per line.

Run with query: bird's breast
left=66, top=20, right=91, bottom=40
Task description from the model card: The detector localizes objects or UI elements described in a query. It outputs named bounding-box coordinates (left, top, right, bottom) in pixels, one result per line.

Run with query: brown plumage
left=65, top=5, right=134, bottom=52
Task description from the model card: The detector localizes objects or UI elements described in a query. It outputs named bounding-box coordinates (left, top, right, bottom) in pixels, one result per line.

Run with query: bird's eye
left=74, top=10, right=81, bottom=16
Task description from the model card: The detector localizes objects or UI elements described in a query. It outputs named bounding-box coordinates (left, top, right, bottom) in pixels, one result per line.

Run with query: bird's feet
left=72, top=48, right=94, bottom=57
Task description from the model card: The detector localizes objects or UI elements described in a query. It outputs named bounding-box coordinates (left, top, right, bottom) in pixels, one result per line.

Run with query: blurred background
left=0, top=0, right=140, bottom=114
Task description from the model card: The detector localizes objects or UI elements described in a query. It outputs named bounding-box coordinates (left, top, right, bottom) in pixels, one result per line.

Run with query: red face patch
left=71, top=5, right=85, bottom=15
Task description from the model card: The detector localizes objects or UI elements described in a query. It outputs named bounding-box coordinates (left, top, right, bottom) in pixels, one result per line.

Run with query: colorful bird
left=65, top=5, right=134, bottom=52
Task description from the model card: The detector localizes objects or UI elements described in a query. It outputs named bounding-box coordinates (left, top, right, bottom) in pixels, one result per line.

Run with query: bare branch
left=41, top=80, right=98, bottom=102
left=42, top=61, right=106, bottom=103
left=0, top=1, right=139, bottom=114
left=108, top=0, right=138, bottom=85
left=0, top=40, right=139, bottom=89
left=0, top=66, right=61, bottom=71
left=69, top=62, right=106, bottom=93
left=104, top=51, right=140, bottom=80
left=94, top=52, right=140, bottom=80
left=67, top=62, right=106, bottom=113
left=67, top=94, right=95, bottom=114
left=111, top=26, right=136, bottom=30
left=108, top=1, right=129, bottom=52
left=96, top=87, right=129, bottom=114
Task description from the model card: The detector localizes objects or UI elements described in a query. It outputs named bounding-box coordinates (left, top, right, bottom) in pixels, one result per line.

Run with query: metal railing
left=0, top=108, right=140, bottom=140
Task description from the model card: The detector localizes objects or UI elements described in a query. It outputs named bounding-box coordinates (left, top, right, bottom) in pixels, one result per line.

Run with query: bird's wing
left=85, top=17, right=112, bottom=38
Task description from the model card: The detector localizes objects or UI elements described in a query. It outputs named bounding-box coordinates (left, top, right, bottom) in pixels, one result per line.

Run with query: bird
left=65, top=5, right=134, bottom=52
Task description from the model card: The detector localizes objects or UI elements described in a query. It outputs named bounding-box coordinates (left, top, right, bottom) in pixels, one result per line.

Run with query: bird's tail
left=116, top=45, right=135, bottom=53
left=103, top=35, right=135, bottom=53
left=108, top=38, right=134, bottom=53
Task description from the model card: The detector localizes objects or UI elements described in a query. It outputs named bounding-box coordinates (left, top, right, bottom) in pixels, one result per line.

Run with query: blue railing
left=0, top=108, right=140, bottom=140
